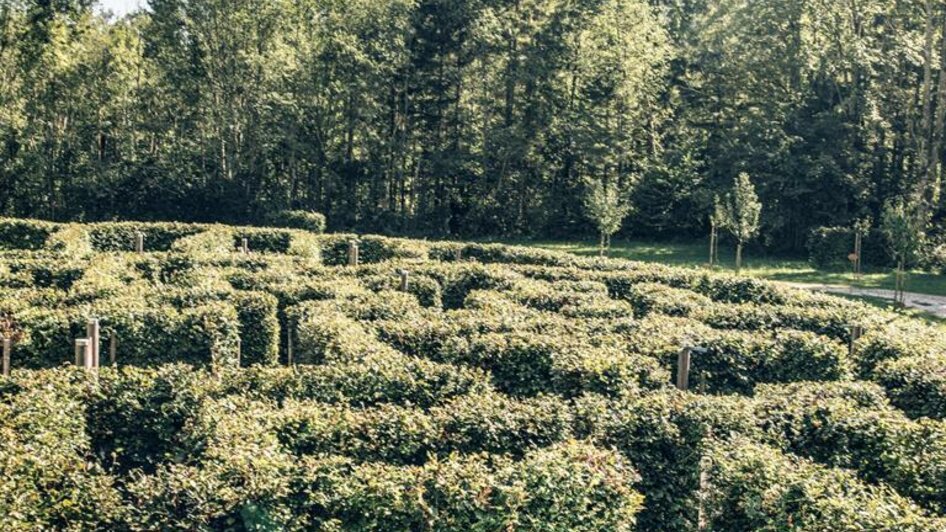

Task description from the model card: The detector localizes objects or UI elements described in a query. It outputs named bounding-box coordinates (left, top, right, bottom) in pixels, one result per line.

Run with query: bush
left=266, top=210, right=327, bottom=233
left=88, top=221, right=204, bottom=252
left=703, top=438, right=946, bottom=531
left=573, top=391, right=761, bottom=531
left=230, top=291, right=280, bottom=366
left=875, top=355, right=946, bottom=420
left=855, top=319, right=946, bottom=377
left=0, top=218, right=57, bottom=250
left=623, top=282, right=713, bottom=317
left=807, top=225, right=889, bottom=269
left=0, top=369, right=128, bottom=529
left=129, top=440, right=643, bottom=531
left=754, top=381, right=946, bottom=513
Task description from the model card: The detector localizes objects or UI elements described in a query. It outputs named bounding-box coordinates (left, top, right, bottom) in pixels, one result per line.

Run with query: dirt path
left=786, top=282, right=946, bottom=318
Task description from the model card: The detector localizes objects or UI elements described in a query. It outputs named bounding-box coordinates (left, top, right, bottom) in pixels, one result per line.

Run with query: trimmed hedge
left=703, top=438, right=946, bottom=531
left=807, top=225, right=888, bottom=269
left=2, top=218, right=945, bottom=530
left=266, top=210, right=327, bottom=233
left=875, top=355, right=946, bottom=420
left=755, top=381, right=946, bottom=513
left=0, top=218, right=57, bottom=250
left=127, top=440, right=643, bottom=531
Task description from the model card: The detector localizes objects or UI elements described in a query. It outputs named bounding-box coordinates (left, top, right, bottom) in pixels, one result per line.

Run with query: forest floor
left=509, top=238, right=946, bottom=325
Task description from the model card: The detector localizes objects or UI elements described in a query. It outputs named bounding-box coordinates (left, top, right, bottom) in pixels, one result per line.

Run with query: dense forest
left=1, top=0, right=945, bottom=250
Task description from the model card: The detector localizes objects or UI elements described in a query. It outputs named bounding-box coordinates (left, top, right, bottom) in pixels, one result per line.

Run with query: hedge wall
left=0, top=218, right=944, bottom=530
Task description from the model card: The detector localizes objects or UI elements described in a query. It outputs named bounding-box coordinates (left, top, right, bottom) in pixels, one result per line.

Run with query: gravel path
left=787, top=282, right=946, bottom=318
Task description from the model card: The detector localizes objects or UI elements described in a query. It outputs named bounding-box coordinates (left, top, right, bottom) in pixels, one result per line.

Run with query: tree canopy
left=0, top=0, right=944, bottom=249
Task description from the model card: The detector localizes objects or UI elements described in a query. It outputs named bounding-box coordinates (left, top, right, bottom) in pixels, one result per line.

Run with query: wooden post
left=454, top=247, right=462, bottom=262
left=709, top=224, right=717, bottom=267
left=109, top=334, right=117, bottom=366
left=75, top=339, right=91, bottom=370
left=135, top=231, right=144, bottom=253
left=848, top=325, right=863, bottom=360
left=398, top=269, right=409, bottom=292
left=2, top=336, right=10, bottom=377
left=87, top=319, right=100, bottom=368
left=854, top=231, right=862, bottom=279
left=286, top=321, right=293, bottom=366
left=348, top=240, right=359, bottom=266
left=676, top=348, right=691, bottom=391
left=241, top=237, right=249, bottom=254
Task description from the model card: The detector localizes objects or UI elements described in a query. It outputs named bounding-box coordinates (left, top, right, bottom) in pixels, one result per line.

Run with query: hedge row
left=128, top=440, right=643, bottom=531
left=704, top=438, right=946, bottom=531
left=1, top=367, right=643, bottom=531
left=755, top=381, right=946, bottom=514
left=265, top=209, right=327, bottom=233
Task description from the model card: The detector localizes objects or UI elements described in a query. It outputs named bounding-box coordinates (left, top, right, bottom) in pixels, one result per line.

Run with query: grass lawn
left=504, top=238, right=946, bottom=298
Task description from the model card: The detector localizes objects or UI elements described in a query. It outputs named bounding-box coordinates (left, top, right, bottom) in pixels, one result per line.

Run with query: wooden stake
left=287, top=322, right=293, bottom=366
left=454, top=247, right=462, bottom=262
left=135, top=231, right=144, bottom=253
left=398, top=269, right=409, bottom=291
left=2, top=336, right=10, bottom=377
left=87, top=319, right=100, bottom=368
left=241, top=237, right=249, bottom=254
left=676, top=348, right=691, bottom=391
left=75, top=339, right=91, bottom=370
left=109, top=334, right=117, bottom=366
left=348, top=240, right=359, bottom=266
left=848, top=325, right=863, bottom=360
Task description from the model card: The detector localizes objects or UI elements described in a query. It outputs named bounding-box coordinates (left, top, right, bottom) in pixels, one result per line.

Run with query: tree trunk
left=599, top=231, right=606, bottom=257
left=735, top=242, right=743, bottom=273
left=709, top=225, right=716, bottom=267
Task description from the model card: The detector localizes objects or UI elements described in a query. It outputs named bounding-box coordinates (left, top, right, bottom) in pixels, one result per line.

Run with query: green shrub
left=698, top=299, right=874, bottom=342
left=573, top=391, right=761, bottom=531
left=88, top=221, right=204, bottom=252
left=231, top=291, right=280, bottom=366
left=267, top=210, right=327, bottom=233
left=623, top=282, right=713, bottom=317
left=45, top=223, right=93, bottom=255
left=693, top=329, right=849, bottom=394
left=234, top=227, right=320, bottom=258
left=86, top=364, right=217, bottom=473
left=856, top=319, right=946, bottom=377
left=225, top=354, right=493, bottom=408
left=0, top=218, right=57, bottom=250
left=807, top=225, right=889, bottom=269
left=127, top=401, right=642, bottom=532
left=170, top=227, right=235, bottom=255
left=430, top=393, right=573, bottom=456
left=0, top=369, right=128, bottom=529
left=875, top=355, right=946, bottom=420
left=755, top=381, right=946, bottom=513
left=703, top=438, right=946, bottom=531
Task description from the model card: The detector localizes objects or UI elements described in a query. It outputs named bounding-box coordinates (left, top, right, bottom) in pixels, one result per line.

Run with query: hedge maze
left=2, top=218, right=946, bottom=530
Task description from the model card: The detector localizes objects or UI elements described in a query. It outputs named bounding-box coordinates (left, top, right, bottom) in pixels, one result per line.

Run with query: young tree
left=708, top=195, right=726, bottom=267
left=881, top=198, right=926, bottom=306
left=583, top=177, right=632, bottom=257
left=719, top=172, right=762, bottom=273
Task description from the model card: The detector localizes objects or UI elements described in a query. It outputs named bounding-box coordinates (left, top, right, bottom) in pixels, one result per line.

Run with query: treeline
left=0, top=0, right=945, bottom=248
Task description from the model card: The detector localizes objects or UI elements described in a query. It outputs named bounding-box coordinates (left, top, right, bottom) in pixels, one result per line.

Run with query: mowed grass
left=504, top=238, right=946, bottom=298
